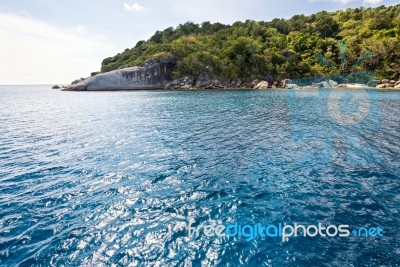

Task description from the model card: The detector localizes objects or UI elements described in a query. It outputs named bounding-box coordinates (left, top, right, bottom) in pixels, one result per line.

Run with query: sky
left=0, top=0, right=398, bottom=84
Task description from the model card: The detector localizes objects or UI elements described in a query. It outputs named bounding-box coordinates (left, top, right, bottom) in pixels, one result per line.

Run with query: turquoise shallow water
left=0, top=86, right=399, bottom=266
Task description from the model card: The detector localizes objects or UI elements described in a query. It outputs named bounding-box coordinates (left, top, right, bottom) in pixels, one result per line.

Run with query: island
left=63, top=4, right=400, bottom=91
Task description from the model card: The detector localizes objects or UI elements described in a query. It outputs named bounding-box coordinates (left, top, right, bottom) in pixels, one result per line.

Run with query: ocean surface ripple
left=0, top=86, right=399, bottom=266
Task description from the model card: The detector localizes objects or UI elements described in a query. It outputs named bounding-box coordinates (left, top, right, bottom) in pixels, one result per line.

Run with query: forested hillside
left=101, top=5, right=400, bottom=81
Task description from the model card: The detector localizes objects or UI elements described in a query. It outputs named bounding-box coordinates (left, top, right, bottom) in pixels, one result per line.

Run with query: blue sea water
left=0, top=85, right=399, bottom=266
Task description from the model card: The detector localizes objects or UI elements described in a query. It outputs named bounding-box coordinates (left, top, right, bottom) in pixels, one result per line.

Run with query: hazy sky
left=0, top=0, right=397, bottom=84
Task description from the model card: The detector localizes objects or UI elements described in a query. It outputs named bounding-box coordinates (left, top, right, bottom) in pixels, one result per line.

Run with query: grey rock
left=63, top=57, right=177, bottom=91
left=389, top=80, right=396, bottom=85
left=52, top=85, right=60, bottom=89
left=382, top=79, right=390, bottom=84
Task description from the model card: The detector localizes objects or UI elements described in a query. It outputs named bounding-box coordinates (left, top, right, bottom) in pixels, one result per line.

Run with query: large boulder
left=394, top=84, right=400, bottom=89
left=376, top=84, right=386, bottom=89
left=63, top=57, right=177, bottom=91
left=254, top=81, right=269, bottom=89
left=52, top=85, right=60, bottom=89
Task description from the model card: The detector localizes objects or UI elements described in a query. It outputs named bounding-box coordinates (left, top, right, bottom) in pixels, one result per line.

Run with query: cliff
left=63, top=57, right=177, bottom=91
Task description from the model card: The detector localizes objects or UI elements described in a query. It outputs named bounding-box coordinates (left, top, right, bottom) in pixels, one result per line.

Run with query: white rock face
left=254, top=81, right=269, bottom=89
left=286, top=84, right=300, bottom=89
left=328, top=80, right=338, bottom=87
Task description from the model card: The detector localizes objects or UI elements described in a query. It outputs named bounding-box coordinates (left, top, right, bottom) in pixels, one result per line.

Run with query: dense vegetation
left=101, top=5, right=400, bottom=81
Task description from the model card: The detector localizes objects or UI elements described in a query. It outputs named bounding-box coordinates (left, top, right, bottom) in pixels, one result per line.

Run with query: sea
left=0, top=85, right=399, bottom=266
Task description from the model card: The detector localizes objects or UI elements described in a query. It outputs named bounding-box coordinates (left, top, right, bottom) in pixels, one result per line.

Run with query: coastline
left=57, top=58, right=400, bottom=92
left=59, top=86, right=400, bottom=92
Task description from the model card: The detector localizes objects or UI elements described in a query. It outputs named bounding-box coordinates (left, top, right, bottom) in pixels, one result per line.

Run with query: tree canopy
left=101, top=5, right=400, bottom=80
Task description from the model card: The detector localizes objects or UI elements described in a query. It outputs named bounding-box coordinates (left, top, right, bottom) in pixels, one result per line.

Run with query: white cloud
left=123, top=3, right=144, bottom=13
left=0, top=12, right=115, bottom=84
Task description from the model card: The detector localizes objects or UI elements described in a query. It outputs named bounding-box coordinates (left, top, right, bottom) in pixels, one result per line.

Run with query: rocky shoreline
left=58, top=57, right=400, bottom=91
